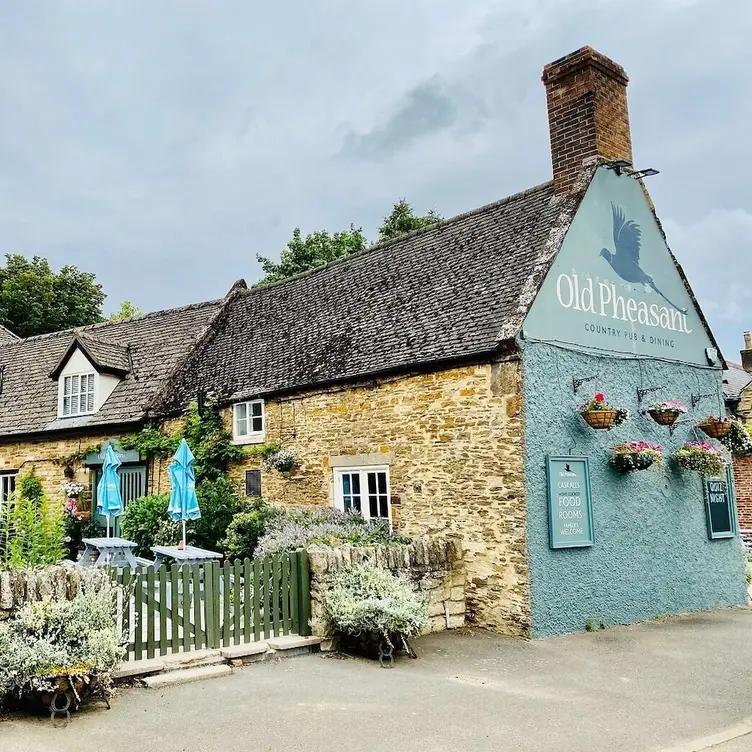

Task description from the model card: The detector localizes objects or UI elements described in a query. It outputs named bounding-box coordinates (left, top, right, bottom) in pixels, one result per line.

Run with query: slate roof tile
left=163, top=180, right=576, bottom=408
left=0, top=300, right=222, bottom=438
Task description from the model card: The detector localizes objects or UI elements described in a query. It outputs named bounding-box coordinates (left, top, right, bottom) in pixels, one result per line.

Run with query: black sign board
left=705, top=474, right=736, bottom=540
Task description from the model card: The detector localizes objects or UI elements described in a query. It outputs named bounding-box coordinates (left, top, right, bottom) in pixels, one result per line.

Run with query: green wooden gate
left=114, top=551, right=311, bottom=660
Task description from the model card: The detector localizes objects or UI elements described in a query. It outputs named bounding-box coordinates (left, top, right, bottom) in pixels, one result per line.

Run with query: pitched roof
left=50, top=334, right=131, bottom=378
left=161, top=180, right=578, bottom=409
left=0, top=325, right=19, bottom=345
left=723, top=361, right=752, bottom=400
left=0, top=299, right=223, bottom=438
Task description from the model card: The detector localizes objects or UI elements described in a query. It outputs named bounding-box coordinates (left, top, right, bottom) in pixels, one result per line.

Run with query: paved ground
left=3, top=608, right=752, bottom=752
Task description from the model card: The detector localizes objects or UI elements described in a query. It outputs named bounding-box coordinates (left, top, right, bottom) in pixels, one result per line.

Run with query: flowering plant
left=578, top=393, right=629, bottom=427
left=696, top=415, right=731, bottom=427
left=719, top=419, right=752, bottom=456
left=610, top=441, right=663, bottom=472
left=648, top=400, right=687, bottom=414
left=263, top=449, right=297, bottom=473
left=672, top=441, right=726, bottom=476
left=63, top=481, right=85, bottom=499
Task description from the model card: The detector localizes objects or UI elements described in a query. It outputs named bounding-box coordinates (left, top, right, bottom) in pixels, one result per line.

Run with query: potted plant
left=696, top=415, right=732, bottom=440
left=324, top=563, right=428, bottom=667
left=578, top=393, right=629, bottom=430
left=263, top=449, right=297, bottom=473
left=672, top=441, right=726, bottom=476
left=610, top=441, right=663, bottom=472
left=719, top=418, right=752, bottom=456
left=647, top=400, right=687, bottom=426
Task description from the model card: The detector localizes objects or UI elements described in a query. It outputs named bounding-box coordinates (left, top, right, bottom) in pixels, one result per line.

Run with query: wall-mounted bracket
left=691, top=392, right=715, bottom=409
left=636, top=386, right=663, bottom=403
left=573, top=375, right=597, bottom=394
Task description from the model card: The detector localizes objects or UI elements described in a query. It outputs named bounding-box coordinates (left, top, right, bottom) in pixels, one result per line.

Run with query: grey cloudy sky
left=0, top=0, right=750, bottom=361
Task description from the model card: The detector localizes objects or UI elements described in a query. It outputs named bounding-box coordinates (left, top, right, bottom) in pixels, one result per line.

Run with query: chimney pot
left=744, top=331, right=752, bottom=349
left=542, top=46, right=633, bottom=194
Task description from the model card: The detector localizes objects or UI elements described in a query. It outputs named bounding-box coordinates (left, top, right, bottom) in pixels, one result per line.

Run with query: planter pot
left=611, top=452, right=656, bottom=473
left=339, top=631, right=418, bottom=667
left=581, top=409, right=617, bottom=430
left=648, top=409, right=681, bottom=426
left=698, top=421, right=730, bottom=439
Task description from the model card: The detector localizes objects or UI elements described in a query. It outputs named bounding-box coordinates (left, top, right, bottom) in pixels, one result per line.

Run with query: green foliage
left=325, top=564, right=429, bottom=637
left=0, top=254, right=105, bottom=337
left=120, top=425, right=180, bottom=460
left=719, top=419, right=752, bottom=456
left=119, top=494, right=170, bottom=558
left=106, top=300, right=142, bottom=321
left=63, top=513, right=103, bottom=561
left=256, top=225, right=367, bottom=285
left=0, top=473, right=65, bottom=569
left=222, top=499, right=285, bottom=560
left=182, top=398, right=245, bottom=483
left=377, top=199, right=442, bottom=243
left=0, top=569, right=125, bottom=701
left=672, top=441, right=726, bottom=476
left=256, top=508, right=411, bottom=557
left=56, top=444, right=101, bottom=468
left=191, top=477, right=246, bottom=552
left=246, top=441, right=281, bottom=460
left=746, top=560, right=752, bottom=586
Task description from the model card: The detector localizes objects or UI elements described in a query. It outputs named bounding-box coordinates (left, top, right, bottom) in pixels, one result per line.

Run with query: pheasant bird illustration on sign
left=599, top=204, right=686, bottom=314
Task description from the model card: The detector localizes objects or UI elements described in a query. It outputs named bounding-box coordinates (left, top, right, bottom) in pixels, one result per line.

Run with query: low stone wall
left=307, top=536, right=466, bottom=644
left=0, top=565, right=88, bottom=620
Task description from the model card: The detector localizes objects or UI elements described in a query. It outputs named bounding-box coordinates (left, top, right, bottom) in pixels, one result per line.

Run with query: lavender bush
left=255, top=508, right=411, bottom=556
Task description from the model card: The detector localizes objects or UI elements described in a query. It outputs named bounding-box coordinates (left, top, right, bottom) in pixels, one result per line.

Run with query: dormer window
left=62, top=373, right=96, bottom=416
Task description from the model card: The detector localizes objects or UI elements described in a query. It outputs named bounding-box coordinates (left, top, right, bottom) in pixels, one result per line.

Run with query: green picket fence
left=113, top=551, right=311, bottom=660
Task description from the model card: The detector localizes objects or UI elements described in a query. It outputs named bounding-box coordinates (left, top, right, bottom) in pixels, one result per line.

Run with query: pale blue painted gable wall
left=521, top=166, right=746, bottom=637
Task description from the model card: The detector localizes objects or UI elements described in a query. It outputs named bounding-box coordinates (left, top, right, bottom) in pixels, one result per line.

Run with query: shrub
left=325, top=564, right=429, bottom=637
left=191, top=476, right=246, bottom=552
left=0, top=472, right=65, bottom=569
left=222, top=499, right=285, bottom=560
left=63, top=503, right=104, bottom=561
left=119, top=494, right=170, bottom=557
left=256, top=508, right=411, bottom=557
left=0, top=569, right=125, bottom=703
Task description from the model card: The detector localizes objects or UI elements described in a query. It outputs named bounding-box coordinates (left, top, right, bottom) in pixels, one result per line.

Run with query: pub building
left=0, top=47, right=745, bottom=639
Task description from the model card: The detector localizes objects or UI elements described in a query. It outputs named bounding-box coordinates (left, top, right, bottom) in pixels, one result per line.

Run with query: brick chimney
left=542, top=47, right=633, bottom=194
left=741, top=331, right=752, bottom=372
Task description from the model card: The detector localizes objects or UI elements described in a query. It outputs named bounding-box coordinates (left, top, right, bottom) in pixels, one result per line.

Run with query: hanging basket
left=648, top=409, right=681, bottom=426
left=581, top=409, right=617, bottom=430
left=611, top=452, right=656, bottom=473
left=698, top=421, right=730, bottom=440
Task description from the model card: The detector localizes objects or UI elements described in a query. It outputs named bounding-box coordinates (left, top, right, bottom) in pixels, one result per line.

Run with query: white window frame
left=333, top=465, right=391, bottom=525
left=232, top=400, right=265, bottom=444
left=59, top=372, right=96, bottom=417
left=0, top=471, right=17, bottom=507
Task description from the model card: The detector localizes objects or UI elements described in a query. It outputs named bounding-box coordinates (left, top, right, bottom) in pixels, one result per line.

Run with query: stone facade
left=0, top=565, right=89, bottom=621
left=227, top=361, right=531, bottom=636
left=307, top=537, right=466, bottom=644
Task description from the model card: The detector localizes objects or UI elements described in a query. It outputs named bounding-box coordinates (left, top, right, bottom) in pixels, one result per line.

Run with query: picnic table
left=150, top=545, right=223, bottom=569
left=81, top=537, right=139, bottom=570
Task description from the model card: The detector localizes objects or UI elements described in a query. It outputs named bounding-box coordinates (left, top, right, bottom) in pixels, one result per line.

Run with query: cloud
left=663, top=209, right=752, bottom=360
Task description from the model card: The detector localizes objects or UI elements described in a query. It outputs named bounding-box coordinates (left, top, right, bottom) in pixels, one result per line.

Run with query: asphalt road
left=3, top=608, right=751, bottom=752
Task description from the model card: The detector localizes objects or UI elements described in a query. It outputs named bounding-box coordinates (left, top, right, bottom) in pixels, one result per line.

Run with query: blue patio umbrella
left=168, top=438, right=201, bottom=547
left=96, top=444, right=123, bottom=538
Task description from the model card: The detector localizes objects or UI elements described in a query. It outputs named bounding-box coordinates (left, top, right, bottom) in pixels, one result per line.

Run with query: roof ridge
left=246, top=180, right=555, bottom=295
left=3, top=298, right=222, bottom=345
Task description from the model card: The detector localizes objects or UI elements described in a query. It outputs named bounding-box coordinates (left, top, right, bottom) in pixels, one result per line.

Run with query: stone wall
left=0, top=565, right=88, bottom=621
left=225, top=361, right=530, bottom=636
left=307, top=537, right=466, bottom=643
left=0, top=431, right=161, bottom=515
